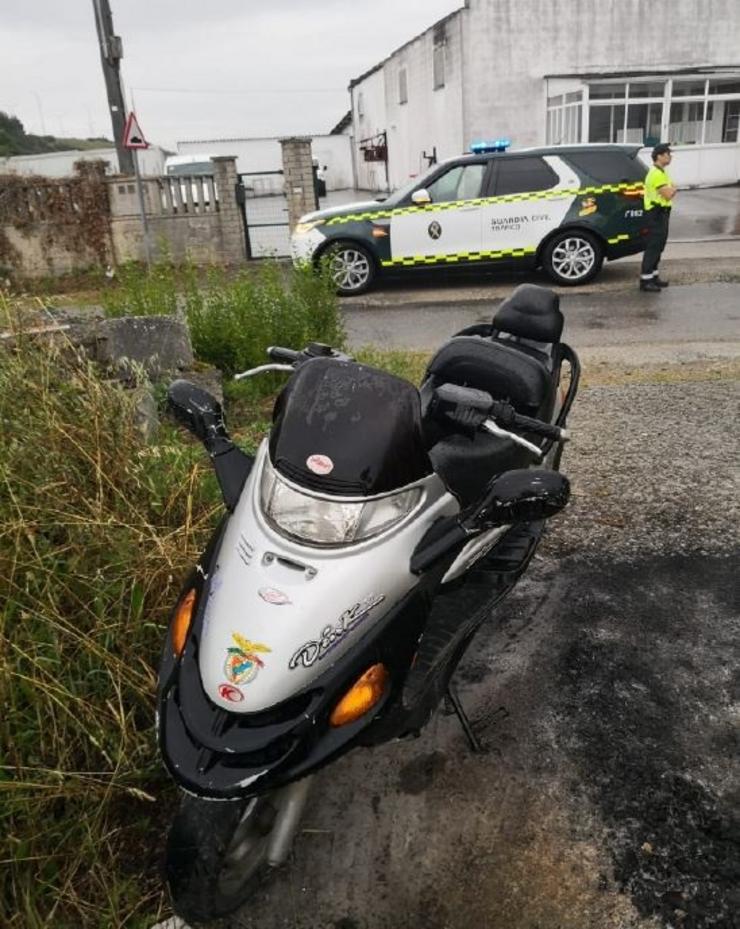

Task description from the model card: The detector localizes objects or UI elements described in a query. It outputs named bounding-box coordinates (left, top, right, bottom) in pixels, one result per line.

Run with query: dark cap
left=652, top=143, right=671, bottom=159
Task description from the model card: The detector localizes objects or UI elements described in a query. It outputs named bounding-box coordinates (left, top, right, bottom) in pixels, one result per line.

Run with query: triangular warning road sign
left=123, top=112, right=149, bottom=149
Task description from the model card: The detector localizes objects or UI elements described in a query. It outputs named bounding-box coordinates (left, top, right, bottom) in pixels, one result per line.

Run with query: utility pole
left=91, top=0, right=134, bottom=175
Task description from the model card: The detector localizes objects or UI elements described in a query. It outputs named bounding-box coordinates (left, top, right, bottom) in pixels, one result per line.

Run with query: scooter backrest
left=492, top=284, right=563, bottom=344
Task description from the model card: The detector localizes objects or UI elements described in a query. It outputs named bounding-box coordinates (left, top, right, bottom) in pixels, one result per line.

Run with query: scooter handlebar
left=500, top=409, right=568, bottom=443
left=267, top=345, right=301, bottom=364
left=432, top=385, right=568, bottom=443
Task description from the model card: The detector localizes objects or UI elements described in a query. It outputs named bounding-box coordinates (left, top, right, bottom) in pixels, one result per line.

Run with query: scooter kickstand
left=446, top=686, right=484, bottom=753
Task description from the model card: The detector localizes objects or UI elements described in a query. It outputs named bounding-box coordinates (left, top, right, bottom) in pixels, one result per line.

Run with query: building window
left=588, top=104, right=626, bottom=143
left=669, top=101, right=709, bottom=144
left=433, top=43, right=445, bottom=89
left=433, top=24, right=446, bottom=90
left=357, top=92, right=364, bottom=119
left=546, top=91, right=582, bottom=144
left=547, top=72, right=740, bottom=147
left=399, top=68, right=408, bottom=105
left=588, top=81, right=664, bottom=144
left=722, top=102, right=740, bottom=143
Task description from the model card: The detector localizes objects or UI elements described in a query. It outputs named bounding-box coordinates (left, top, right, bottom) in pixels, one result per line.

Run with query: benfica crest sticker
left=224, top=632, right=271, bottom=685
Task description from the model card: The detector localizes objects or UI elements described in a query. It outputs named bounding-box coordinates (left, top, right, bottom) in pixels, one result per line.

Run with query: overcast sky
left=1, top=0, right=462, bottom=150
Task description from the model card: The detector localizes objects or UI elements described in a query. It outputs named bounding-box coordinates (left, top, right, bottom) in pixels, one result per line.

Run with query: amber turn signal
left=171, top=588, right=197, bottom=657
left=329, top=663, right=389, bottom=727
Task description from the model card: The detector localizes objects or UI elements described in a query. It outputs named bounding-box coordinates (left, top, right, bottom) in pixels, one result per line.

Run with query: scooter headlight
left=260, top=457, right=421, bottom=546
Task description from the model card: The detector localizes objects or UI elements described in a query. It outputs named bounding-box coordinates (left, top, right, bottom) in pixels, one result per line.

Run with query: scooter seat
left=493, top=283, right=563, bottom=344
left=425, top=336, right=551, bottom=418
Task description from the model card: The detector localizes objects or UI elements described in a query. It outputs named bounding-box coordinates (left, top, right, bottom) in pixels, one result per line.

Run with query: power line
left=132, top=86, right=344, bottom=96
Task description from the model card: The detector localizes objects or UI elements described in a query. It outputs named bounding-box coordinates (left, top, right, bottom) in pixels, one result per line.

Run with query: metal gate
left=236, top=170, right=290, bottom=259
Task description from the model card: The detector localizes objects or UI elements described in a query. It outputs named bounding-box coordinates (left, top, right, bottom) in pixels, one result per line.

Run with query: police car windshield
left=383, top=163, right=440, bottom=206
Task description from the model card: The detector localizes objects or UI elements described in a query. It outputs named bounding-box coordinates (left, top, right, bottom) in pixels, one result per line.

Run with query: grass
left=0, top=263, right=345, bottom=928
left=0, top=297, right=225, bottom=928
left=102, top=259, right=343, bottom=386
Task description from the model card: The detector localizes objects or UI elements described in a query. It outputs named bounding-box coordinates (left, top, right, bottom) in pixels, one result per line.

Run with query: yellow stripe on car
left=326, top=183, right=644, bottom=227
left=381, top=246, right=537, bottom=268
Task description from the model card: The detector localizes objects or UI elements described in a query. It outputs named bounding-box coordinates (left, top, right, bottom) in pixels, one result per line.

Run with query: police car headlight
left=260, top=456, right=421, bottom=545
left=294, top=220, right=322, bottom=235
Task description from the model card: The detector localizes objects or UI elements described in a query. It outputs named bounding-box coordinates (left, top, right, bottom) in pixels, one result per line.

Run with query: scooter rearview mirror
left=167, top=380, right=253, bottom=512
left=167, top=380, right=230, bottom=453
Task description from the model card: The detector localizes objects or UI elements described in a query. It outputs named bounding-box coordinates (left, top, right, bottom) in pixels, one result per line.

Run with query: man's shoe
left=655, top=277, right=669, bottom=287
left=640, top=280, right=662, bottom=292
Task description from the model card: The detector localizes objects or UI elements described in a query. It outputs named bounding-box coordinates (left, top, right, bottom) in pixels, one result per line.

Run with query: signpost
left=123, top=112, right=152, bottom=268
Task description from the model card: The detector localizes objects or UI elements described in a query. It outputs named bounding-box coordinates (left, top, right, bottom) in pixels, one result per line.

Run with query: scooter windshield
left=269, top=358, right=433, bottom=496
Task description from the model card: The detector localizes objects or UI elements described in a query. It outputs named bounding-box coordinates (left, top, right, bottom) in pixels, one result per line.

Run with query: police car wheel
left=323, top=242, right=376, bottom=296
left=543, top=231, right=603, bottom=286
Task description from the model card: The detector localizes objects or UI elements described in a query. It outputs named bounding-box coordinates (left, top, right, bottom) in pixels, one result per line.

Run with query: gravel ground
left=543, top=377, right=740, bottom=560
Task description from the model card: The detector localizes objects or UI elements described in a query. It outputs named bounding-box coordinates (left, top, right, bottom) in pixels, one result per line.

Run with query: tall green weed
left=0, top=297, right=221, bottom=928
left=102, top=260, right=344, bottom=383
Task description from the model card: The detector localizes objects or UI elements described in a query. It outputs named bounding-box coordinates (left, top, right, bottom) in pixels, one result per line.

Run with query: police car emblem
left=428, top=221, right=442, bottom=240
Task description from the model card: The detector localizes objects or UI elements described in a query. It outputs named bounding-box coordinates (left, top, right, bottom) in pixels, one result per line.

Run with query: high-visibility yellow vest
left=644, top=166, right=673, bottom=210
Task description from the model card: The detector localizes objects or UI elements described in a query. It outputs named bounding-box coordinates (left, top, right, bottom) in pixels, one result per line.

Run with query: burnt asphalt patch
left=552, top=555, right=740, bottom=929
left=229, top=551, right=738, bottom=929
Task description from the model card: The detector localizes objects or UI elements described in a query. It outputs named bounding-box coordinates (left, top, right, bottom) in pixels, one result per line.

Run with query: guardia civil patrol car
left=291, top=142, right=648, bottom=295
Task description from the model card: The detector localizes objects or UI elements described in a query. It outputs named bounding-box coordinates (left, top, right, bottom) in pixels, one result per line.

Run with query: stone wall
left=1, top=156, right=247, bottom=279
left=0, top=163, right=112, bottom=277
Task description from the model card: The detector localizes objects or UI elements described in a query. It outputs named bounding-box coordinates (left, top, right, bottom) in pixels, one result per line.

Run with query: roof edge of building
left=545, top=63, right=740, bottom=79
left=348, top=6, right=466, bottom=90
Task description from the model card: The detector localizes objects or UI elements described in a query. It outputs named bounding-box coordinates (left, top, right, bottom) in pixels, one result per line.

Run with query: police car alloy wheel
left=542, top=230, right=603, bottom=286
left=323, top=242, right=376, bottom=296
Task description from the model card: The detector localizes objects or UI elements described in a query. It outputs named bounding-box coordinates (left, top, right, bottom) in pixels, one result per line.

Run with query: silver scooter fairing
left=198, top=441, right=459, bottom=713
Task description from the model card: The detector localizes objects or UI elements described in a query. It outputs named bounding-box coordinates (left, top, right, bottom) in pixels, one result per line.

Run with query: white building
left=0, top=146, right=168, bottom=177
left=176, top=134, right=354, bottom=192
left=349, top=0, right=740, bottom=190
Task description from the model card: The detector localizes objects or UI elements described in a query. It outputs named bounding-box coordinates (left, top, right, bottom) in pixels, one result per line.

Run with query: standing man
left=640, top=143, right=676, bottom=292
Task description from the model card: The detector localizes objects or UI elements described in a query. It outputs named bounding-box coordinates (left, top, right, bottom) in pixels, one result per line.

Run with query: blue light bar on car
left=469, top=138, right=511, bottom=154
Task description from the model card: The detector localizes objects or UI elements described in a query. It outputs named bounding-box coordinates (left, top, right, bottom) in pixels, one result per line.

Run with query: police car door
left=390, top=162, right=488, bottom=265
left=483, top=155, right=580, bottom=259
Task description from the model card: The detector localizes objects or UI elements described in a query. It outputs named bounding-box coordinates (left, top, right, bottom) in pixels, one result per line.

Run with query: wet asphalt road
left=670, top=186, right=740, bottom=240
left=343, top=281, right=740, bottom=352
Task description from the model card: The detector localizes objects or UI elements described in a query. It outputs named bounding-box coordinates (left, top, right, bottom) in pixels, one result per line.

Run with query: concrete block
left=95, top=316, right=194, bottom=377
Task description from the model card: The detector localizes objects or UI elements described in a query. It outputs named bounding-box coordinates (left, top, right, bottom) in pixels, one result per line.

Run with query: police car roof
left=454, top=143, right=642, bottom=164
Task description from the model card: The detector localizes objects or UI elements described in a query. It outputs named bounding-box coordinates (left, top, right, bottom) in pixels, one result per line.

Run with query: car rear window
left=494, top=157, right=558, bottom=196
left=564, top=151, right=647, bottom=183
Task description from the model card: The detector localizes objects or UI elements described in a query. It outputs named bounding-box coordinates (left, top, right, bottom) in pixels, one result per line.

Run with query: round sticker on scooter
left=258, top=587, right=292, bottom=606
left=306, top=454, right=334, bottom=476
left=218, top=683, right=244, bottom=703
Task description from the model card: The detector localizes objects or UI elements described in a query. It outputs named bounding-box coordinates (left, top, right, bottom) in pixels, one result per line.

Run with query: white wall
left=351, top=68, right=389, bottom=191
left=383, top=13, right=465, bottom=189
left=0, top=146, right=167, bottom=177
left=349, top=12, right=465, bottom=191
left=640, top=143, right=740, bottom=187
left=462, top=0, right=740, bottom=148
left=176, top=135, right=354, bottom=190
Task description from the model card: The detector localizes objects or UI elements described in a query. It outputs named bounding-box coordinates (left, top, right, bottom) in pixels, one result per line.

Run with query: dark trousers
left=640, top=206, right=671, bottom=278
